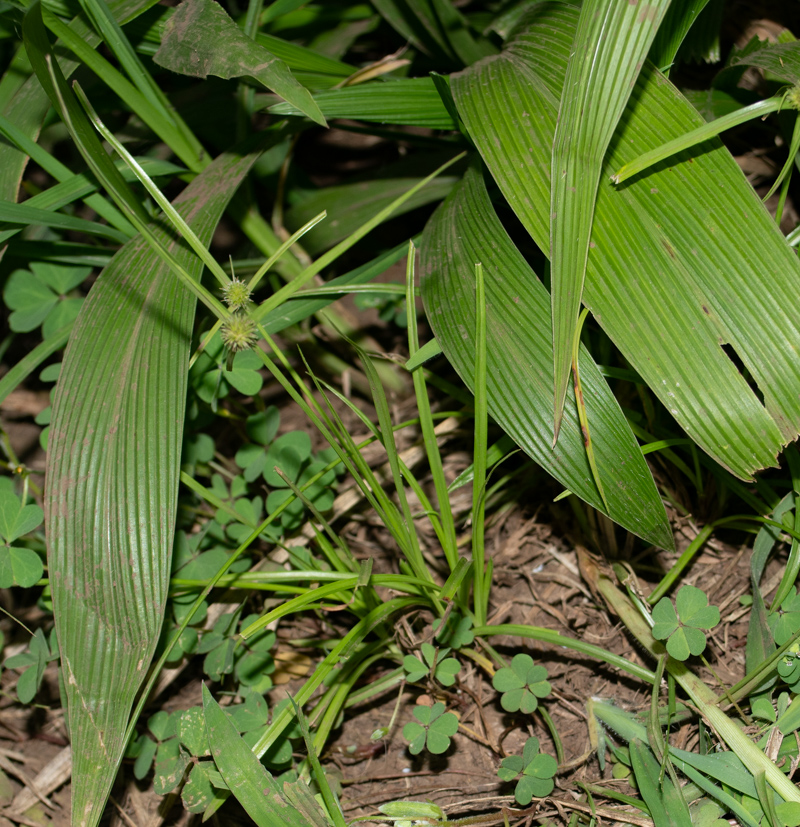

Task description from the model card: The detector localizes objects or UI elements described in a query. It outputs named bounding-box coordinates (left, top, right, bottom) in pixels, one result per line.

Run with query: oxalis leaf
left=420, top=160, right=673, bottom=549
left=652, top=585, right=720, bottom=660
left=154, top=0, right=326, bottom=127
left=451, top=1, right=800, bottom=481
left=44, top=137, right=281, bottom=827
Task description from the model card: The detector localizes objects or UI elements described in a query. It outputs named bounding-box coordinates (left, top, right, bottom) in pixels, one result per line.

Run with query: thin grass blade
left=406, top=243, right=458, bottom=571
left=471, top=261, right=488, bottom=624
left=0, top=0, right=158, bottom=209
left=0, top=200, right=129, bottom=242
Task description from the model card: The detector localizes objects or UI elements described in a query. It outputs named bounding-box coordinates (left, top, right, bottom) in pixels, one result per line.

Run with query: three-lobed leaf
left=0, top=489, right=43, bottom=543
left=433, top=612, right=474, bottom=648
left=403, top=642, right=461, bottom=687
left=769, top=586, right=800, bottom=645
left=497, top=737, right=557, bottom=805
left=652, top=585, right=720, bottom=660
left=0, top=490, right=44, bottom=588
left=492, top=654, right=551, bottom=714
left=5, top=628, right=52, bottom=703
left=402, top=702, right=458, bottom=755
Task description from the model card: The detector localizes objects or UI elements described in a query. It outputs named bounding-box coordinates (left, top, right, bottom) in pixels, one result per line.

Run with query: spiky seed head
left=222, top=277, right=252, bottom=311
left=220, top=313, right=258, bottom=353
left=787, top=83, right=800, bottom=111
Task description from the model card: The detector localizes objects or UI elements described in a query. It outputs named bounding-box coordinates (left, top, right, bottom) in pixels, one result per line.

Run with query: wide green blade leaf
left=725, top=38, right=800, bottom=85
left=203, top=685, right=319, bottom=827
left=44, top=140, right=273, bottom=827
left=153, top=0, right=326, bottom=126
left=649, top=0, right=715, bottom=71
left=420, top=160, right=673, bottom=549
left=550, top=0, right=671, bottom=438
left=268, top=78, right=456, bottom=129
left=126, top=6, right=356, bottom=77
left=452, top=2, right=800, bottom=480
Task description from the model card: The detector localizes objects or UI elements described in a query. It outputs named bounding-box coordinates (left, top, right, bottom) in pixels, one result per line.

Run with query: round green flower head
left=222, top=277, right=252, bottom=312
left=787, top=83, right=800, bottom=111
left=221, top=313, right=258, bottom=352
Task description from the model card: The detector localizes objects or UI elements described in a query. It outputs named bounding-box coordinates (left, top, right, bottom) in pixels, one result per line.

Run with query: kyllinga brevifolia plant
left=3, top=0, right=800, bottom=825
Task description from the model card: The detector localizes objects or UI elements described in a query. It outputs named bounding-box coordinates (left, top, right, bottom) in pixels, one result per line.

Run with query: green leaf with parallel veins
left=268, top=77, right=457, bottom=129
left=420, top=161, right=673, bottom=549
left=203, top=685, right=314, bottom=827
left=154, top=0, right=325, bottom=126
left=451, top=2, right=800, bottom=482
left=549, top=0, right=671, bottom=438
left=725, top=39, right=800, bottom=85
left=40, top=110, right=276, bottom=826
